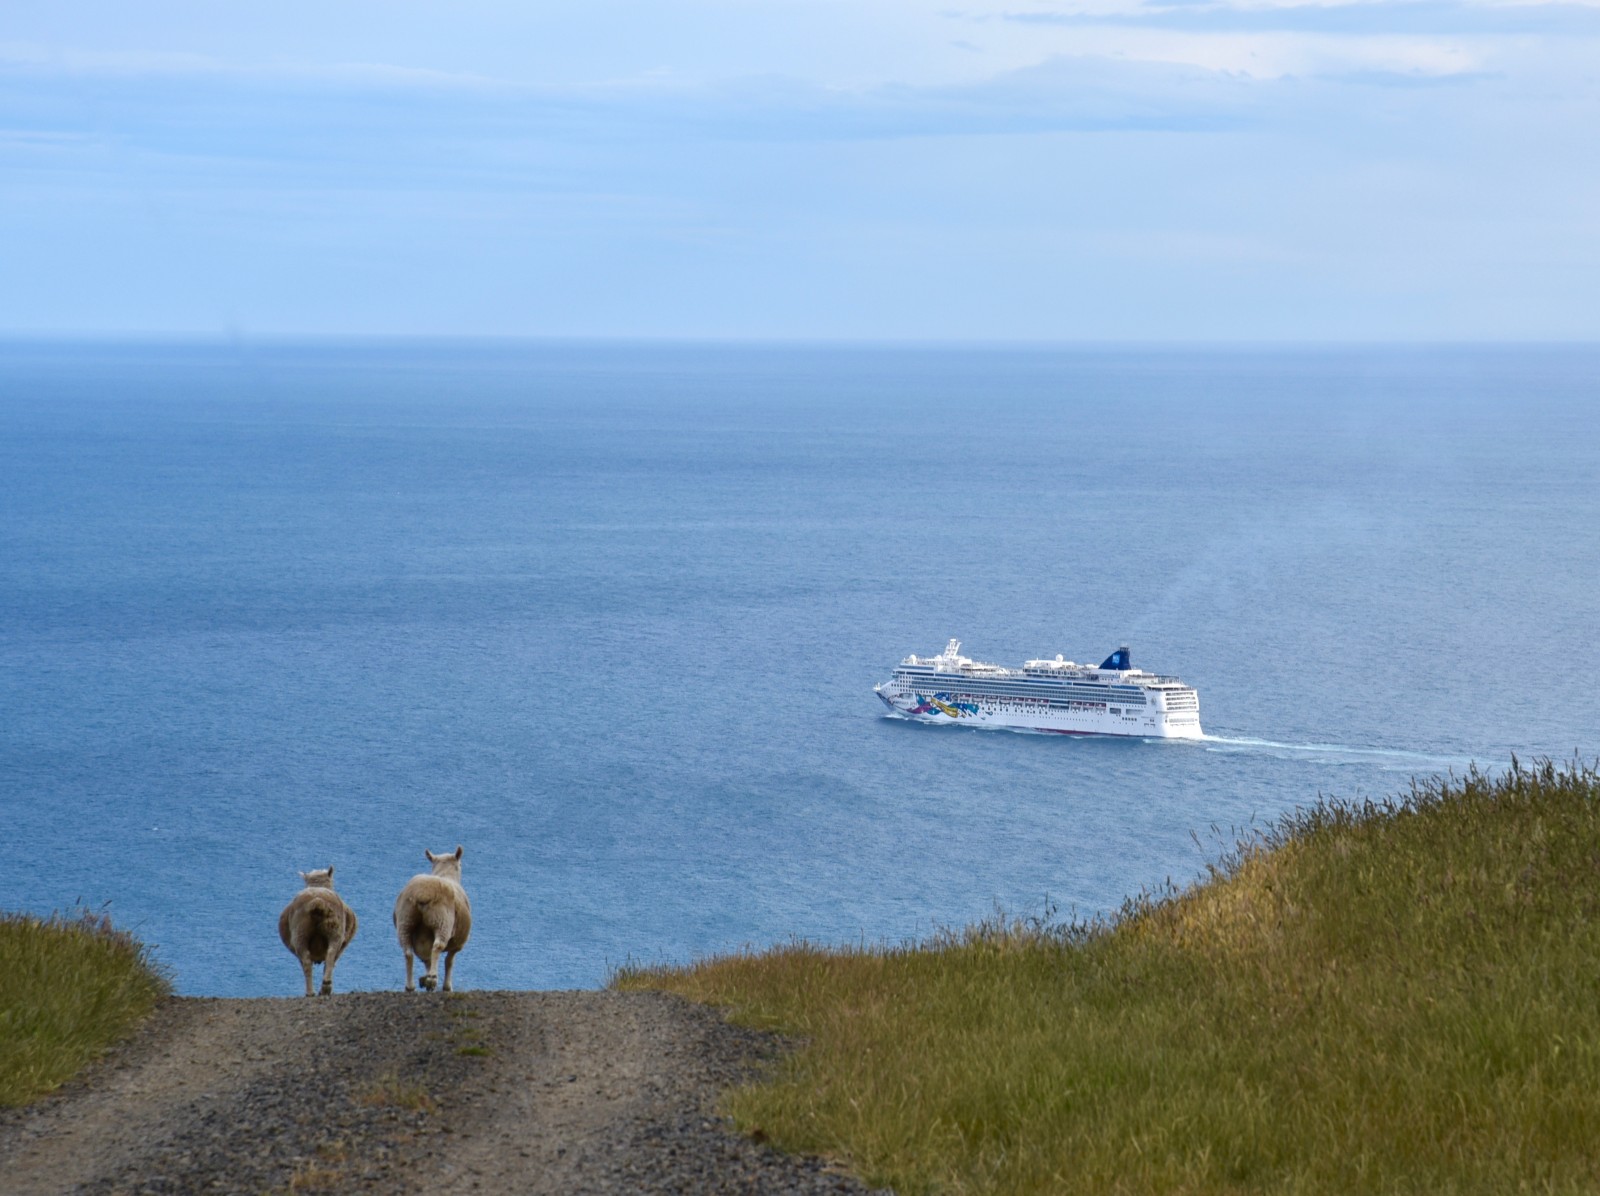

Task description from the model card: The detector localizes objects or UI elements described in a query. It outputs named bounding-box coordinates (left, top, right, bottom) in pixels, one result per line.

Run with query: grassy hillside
left=0, top=908, right=169, bottom=1106
left=618, top=759, right=1600, bottom=1194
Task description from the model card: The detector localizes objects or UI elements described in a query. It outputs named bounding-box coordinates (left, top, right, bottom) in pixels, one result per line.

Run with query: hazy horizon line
left=4, top=331, right=1598, bottom=352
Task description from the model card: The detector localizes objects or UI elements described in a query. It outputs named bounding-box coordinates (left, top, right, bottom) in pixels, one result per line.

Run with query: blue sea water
left=2, top=341, right=1597, bottom=997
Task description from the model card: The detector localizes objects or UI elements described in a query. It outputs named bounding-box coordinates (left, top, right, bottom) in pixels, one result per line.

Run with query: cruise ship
left=875, top=640, right=1202, bottom=739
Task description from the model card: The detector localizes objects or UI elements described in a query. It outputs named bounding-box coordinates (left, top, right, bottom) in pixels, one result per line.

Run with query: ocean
left=3, top=340, right=1597, bottom=996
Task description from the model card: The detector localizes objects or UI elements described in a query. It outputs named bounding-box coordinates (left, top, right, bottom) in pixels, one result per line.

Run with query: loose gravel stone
left=0, top=991, right=890, bottom=1195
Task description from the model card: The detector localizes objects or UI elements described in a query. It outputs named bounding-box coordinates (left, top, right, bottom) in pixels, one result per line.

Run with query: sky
left=2, top=0, right=1597, bottom=340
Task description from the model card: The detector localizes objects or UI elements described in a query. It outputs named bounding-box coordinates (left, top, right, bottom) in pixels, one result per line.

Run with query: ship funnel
left=1099, top=646, right=1130, bottom=671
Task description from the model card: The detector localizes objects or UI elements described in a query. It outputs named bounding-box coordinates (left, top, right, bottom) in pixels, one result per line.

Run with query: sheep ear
left=425, top=849, right=435, bottom=862
left=327, top=866, right=334, bottom=880
left=454, top=845, right=463, bottom=860
left=299, top=870, right=311, bottom=883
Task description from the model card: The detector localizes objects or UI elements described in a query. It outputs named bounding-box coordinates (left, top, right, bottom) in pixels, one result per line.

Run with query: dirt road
left=0, top=991, right=882, bottom=1195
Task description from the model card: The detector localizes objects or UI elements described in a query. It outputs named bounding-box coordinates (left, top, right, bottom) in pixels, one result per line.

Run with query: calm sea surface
left=3, top=341, right=1597, bottom=995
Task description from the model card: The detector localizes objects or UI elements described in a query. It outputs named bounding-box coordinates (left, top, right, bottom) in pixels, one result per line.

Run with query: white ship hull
left=875, top=640, right=1203, bottom=740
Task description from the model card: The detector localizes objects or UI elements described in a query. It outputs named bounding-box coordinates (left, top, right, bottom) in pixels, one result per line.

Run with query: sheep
left=393, top=845, right=472, bottom=992
left=277, top=867, right=359, bottom=997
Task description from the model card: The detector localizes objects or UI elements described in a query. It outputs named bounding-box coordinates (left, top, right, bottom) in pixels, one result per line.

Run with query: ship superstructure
left=875, top=640, right=1202, bottom=739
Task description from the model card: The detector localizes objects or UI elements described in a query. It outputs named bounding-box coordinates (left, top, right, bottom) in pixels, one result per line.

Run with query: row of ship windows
left=910, top=670, right=1131, bottom=688
left=911, top=686, right=1149, bottom=706
left=980, top=698, right=1116, bottom=709
left=982, top=701, right=1110, bottom=711
left=900, top=674, right=1146, bottom=695
left=901, top=670, right=1144, bottom=689
left=1020, top=673, right=1116, bottom=681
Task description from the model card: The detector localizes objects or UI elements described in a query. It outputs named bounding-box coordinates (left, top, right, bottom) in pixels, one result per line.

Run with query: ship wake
left=1200, top=734, right=1476, bottom=771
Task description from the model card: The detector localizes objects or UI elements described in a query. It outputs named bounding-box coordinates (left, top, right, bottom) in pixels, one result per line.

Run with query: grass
left=0, top=906, right=170, bottom=1107
left=617, top=758, right=1600, bottom=1195
left=447, top=994, right=493, bottom=1056
left=358, top=1070, right=435, bottom=1112
left=281, top=1140, right=350, bottom=1193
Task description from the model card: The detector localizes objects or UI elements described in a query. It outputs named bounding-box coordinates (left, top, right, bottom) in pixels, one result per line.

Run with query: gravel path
left=0, top=991, right=887, bottom=1195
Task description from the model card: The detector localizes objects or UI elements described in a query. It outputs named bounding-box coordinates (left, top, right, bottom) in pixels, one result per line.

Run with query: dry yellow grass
left=358, top=1070, right=436, bottom=1112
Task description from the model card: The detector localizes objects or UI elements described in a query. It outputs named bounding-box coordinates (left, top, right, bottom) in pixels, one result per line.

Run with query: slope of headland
left=622, top=759, right=1600, bottom=1194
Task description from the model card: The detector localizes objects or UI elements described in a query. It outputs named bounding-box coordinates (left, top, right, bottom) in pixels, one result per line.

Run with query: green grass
left=0, top=907, right=170, bottom=1106
left=617, top=759, right=1600, bottom=1194
left=447, top=994, right=493, bottom=1056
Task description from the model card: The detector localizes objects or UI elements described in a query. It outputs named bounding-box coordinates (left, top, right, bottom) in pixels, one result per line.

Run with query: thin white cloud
left=0, top=42, right=216, bottom=74
left=1063, top=29, right=1488, bottom=76
left=997, top=0, right=1600, bottom=32
left=0, top=27, right=1494, bottom=97
left=0, top=41, right=508, bottom=91
left=0, top=128, right=94, bottom=143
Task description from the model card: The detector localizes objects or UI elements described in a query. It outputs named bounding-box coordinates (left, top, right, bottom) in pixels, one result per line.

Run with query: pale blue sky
left=3, top=1, right=1596, bottom=339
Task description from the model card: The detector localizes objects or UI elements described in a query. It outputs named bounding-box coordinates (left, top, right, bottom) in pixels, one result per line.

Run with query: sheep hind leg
left=300, top=955, right=315, bottom=998
left=421, top=932, right=449, bottom=992
left=321, top=937, right=344, bottom=996
left=442, top=949, right=457, bottom=993
left=404, top=949, right=417, bottom=992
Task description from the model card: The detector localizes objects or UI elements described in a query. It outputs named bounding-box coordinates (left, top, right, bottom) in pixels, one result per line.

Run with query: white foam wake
left=1199, top=734, right=1477, bottom=770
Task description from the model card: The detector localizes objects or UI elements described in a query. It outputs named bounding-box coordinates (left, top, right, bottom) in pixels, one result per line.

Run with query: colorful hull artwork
left=909, top=693, right=981, bottom=718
